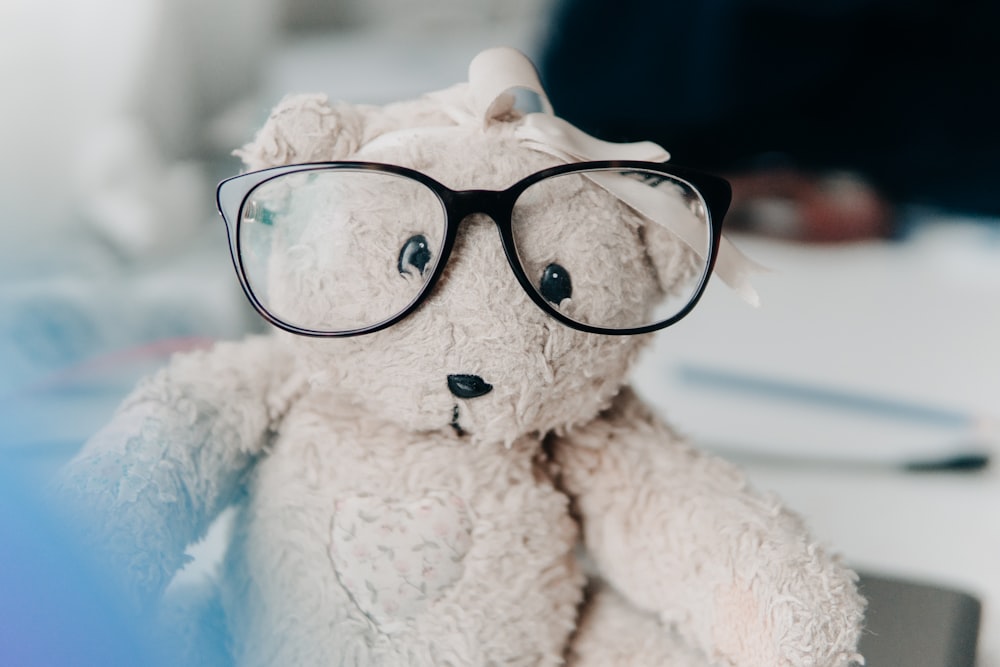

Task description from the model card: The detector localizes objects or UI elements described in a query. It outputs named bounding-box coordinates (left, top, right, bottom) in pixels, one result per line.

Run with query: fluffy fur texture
left=56, top=49, right=865, bottom=666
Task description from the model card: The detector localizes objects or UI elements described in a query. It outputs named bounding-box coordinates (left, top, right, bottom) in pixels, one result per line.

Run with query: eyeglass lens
left=511, top=168, right=711, bottom=330
left=239, top=169, right=447, bottom=332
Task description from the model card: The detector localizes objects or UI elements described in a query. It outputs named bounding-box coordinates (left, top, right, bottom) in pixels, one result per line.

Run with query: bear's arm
left=54, top=334, right=295, bottom=607
left=551, top=387, right=865, bottom=667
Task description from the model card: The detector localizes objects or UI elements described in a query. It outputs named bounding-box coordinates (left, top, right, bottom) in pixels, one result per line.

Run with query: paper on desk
left=633, top=357, right=992, bottom=465
left=631, top=222, right=1000, bottom=466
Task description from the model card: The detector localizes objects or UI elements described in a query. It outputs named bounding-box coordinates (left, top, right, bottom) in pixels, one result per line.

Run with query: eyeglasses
left=216, top=160, right=731, bottom=337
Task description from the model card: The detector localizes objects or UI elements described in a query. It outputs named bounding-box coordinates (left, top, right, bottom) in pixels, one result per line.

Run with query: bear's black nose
left=447, top=374, right=493, bottom=399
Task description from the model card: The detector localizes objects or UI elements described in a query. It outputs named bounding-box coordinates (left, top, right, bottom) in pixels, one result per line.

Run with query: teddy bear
left=55, top=48, right=865, bottom=666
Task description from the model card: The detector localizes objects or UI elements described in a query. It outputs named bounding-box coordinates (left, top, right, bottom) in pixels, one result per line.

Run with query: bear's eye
left=540, top=263, right=572, bottom=304
left=398, top=234, right=432, bottom=277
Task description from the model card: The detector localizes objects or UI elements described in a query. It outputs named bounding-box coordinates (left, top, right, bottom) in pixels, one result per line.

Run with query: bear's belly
left=220, top=415, right=583, bottom=667
left=327, top=491, right=475, bottom=630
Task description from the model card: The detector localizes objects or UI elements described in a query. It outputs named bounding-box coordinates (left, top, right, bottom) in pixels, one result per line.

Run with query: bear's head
left=222, top=48, right=755, bottom=447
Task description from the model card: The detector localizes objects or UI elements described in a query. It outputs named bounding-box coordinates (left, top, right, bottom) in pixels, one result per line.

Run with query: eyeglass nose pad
left=447, top=374, right=493, bottom=399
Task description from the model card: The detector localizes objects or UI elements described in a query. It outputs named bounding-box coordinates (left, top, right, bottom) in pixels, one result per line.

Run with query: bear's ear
left=235, top=89, right=467, bottom=171
left=235, top=93, right=366, bottom=170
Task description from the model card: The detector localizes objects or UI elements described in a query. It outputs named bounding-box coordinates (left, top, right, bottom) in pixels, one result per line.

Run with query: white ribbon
left=467, top=47, right=765, bottom=306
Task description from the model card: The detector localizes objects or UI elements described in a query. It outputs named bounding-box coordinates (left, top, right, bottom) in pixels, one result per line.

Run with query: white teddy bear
left=57, top=48, right=864, bottom=666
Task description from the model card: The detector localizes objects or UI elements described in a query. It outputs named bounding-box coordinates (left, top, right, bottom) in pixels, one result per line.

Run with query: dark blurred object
left=857, top=572, right=980, bottom=666
left=541, top=0, right=1000, bottom=238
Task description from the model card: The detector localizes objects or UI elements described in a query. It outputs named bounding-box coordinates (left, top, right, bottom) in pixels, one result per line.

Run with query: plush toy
left=57, top=48, right=865, bottom=666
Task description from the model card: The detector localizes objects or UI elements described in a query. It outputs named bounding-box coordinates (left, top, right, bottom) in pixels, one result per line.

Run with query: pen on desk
left=705, top=443, right=991, bottom=473
left=676, top=363, right=998, bottom=433
left=676, top=363, right=995, bottom=472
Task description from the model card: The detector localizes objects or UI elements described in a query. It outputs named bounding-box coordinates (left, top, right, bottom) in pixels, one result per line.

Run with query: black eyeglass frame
left=217, top=160, right=731, bottom=337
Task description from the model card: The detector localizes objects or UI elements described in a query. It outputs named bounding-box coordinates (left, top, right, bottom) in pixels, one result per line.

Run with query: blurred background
left=1, top=0, right=997, bottom=664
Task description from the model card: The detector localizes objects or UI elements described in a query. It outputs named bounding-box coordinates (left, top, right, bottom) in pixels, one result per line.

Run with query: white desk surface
left=632, top=220, right=1000, bottom=664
